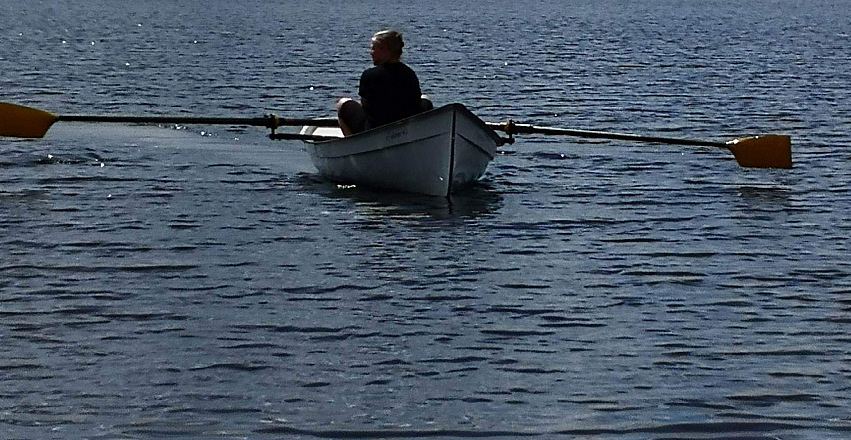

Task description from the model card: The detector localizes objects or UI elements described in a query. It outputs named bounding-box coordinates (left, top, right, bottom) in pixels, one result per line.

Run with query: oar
left=0, top=102, right=338, bottom=139
left=486, top=121, right=792, bottom=169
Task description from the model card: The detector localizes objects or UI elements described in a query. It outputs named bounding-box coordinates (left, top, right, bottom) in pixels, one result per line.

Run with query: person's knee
left=337, top=98, right=367, bottom=135
left=336, top=97, right=354, bottom=112
left=420, top=94, right=433, bottom=111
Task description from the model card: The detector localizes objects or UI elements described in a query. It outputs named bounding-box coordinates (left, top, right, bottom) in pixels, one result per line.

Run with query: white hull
left=301, top=104, right=500, bottom=197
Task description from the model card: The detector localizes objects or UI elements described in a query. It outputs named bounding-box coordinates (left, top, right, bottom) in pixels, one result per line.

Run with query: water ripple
left=2, top=0, right=850, bottom=438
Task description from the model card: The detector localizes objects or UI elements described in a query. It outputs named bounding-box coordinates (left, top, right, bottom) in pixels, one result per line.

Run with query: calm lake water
left=2, top=0, right=850, bottom=438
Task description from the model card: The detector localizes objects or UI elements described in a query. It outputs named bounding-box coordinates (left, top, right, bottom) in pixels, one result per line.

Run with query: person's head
left=370, top=29, right=404, bottom=65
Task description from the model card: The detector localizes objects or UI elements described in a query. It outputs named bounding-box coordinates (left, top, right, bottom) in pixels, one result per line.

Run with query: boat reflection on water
left=732, top=184, right=792, bottom=205
left=295, top=172, right=503, bottom=220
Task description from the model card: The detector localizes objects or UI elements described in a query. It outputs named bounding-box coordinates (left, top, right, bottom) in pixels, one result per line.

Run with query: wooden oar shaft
left=487, top=122, right=725, bottom=148
left=58, top=114, right=271, bottom=127
left=57, top=114, right=339, bottom=128
left=485, top=121, right=792, bottom=169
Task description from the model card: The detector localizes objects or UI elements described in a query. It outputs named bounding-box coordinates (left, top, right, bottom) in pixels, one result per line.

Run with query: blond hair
left=372, top=29, right=404, bottom=56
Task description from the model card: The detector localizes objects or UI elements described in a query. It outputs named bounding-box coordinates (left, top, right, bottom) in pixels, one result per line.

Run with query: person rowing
left=336, top=29, right=433, bottom=136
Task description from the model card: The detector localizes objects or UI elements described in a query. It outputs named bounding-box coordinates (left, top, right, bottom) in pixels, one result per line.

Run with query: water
left=2, top=0, right=850, bottom=438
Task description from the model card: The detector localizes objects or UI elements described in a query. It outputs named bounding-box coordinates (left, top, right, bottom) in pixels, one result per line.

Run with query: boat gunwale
left=304, top=103, right=500, bottom=154
left=309, top=132, right=444, bottom=159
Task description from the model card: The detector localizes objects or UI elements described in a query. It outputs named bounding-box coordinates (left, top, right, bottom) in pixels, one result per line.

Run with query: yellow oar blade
left=726, top=135, right=792, bottom=169
left=0, top=102, right=59, bottom=138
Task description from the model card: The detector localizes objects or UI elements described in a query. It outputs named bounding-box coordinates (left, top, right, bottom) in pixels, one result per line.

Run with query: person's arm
left=358, top=67, right=377, bottom=114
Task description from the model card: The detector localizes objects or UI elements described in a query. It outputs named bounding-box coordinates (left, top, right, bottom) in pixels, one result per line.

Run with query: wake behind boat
left=298, top=103, right=502, bottom=198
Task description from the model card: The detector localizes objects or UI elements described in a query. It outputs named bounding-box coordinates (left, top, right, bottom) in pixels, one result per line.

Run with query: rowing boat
left=2, top=102, right=792, bottom=173
left=298, top=103, right=502, bottom=197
